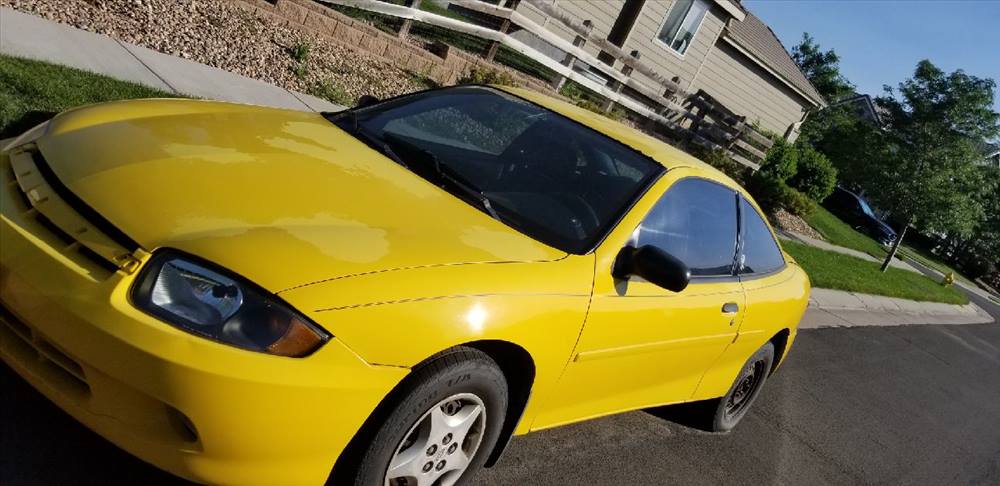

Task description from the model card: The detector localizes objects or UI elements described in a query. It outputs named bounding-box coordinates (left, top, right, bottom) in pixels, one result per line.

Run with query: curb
left=801, top=288, right=995, bottom=329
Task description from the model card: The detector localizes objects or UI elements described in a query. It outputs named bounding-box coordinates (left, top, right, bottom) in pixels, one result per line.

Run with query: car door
left=689, top=194, right=801, bottom=399
left=532, top=174, right=746, bottom=429
left=735, top=195, right=802, bottom=355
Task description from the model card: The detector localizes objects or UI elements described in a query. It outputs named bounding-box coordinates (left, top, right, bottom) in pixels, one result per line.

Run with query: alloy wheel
left=385, top=393, right=486, bottom=486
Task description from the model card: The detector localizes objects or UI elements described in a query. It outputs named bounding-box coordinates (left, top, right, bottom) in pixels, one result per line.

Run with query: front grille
left=27, top=149, right=141, bottom=252
left=9, top=163, right=34, bottom=208
left=34, top=211, right=77, bottom=246
left=3, top=143, right=137, bottom=277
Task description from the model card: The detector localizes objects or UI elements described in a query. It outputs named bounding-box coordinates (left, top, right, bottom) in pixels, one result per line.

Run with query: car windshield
left=329, top=86, right=664, bottom=254
left=857, top=195, right=876, bottom=217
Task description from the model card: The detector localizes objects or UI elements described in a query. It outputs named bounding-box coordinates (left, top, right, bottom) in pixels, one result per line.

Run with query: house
left=334, top=0, right=823, bottom=148
left=510, top=0, right=827, bottom=136
left=834, top=93, right=886, bottom=126
left=984, top=148, right=1000, bottom=168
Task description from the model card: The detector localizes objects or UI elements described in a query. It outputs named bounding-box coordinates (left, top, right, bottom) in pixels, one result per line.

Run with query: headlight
left=131, top=251, right=330, bottom=357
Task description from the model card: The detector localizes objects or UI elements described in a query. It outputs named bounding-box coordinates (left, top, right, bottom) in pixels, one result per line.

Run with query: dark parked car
left=824, top=187, right=897, bottom=246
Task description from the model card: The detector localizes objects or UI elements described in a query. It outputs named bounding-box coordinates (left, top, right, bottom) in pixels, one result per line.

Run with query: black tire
left=710, top=342, right=775, bottom=432
left=353, top=347, right=508, bottom=486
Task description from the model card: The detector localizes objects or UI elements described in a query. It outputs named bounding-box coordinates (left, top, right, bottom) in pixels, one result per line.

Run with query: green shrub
left=760, top=138, right=798, bottom=181
left=290, top=40, right=311, bottom=62
left=783, top=185, right=817, bottom=216
left=292, top=62, right=308, bottom=80
left=457, top=67, right=516, bottom=86
left=694, top=148, right=750, bottom=185
left=749, top=173, right=815, bottom=217
left=607, top=105, right=627, bottom=121
left=560, top=80, right=624, bottom=119
left=309, top=79, right=352, bottom=106
left=748, top=173, right=784, bottom=211
left=789, top=145, right=837, bottom=201
left=754, top=138, right=833, bottom=212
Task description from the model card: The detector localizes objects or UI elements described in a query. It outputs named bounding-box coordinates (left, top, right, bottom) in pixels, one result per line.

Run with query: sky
left=744, top=0, right=1000, bottom=112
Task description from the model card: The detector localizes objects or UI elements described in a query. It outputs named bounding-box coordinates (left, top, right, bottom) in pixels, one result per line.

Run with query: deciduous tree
left=871, top=60, right=999, bottom=271
left=792, top=33, right=854, bottom=103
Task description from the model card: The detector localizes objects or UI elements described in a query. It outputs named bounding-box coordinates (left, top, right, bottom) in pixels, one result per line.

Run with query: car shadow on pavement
left=643, top=399, right=720, bottom=433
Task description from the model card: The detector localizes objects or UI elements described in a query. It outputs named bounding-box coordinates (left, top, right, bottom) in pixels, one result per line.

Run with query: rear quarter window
left=739, top=197, right=785, bottom=275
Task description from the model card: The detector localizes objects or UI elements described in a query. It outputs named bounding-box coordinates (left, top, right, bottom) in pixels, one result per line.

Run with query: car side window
left=739, top=197, right=785, bottom=275
left=634, top=178, right=738, bottom=276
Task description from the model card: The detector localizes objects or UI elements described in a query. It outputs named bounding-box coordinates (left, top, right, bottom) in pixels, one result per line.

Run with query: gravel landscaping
left=773, top=208, right=825, bottom=240
left=1, top=0, right=426, bottom=104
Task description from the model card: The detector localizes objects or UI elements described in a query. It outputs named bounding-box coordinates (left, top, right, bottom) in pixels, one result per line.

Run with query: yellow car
left=0, top=85, right=809, bottom=486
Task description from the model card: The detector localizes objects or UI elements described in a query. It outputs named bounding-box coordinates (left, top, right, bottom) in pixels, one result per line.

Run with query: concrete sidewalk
left=781, top=229, right=920, bottom=273
left=0, top=8, right=346, bottom=112
left=800, top=287, right=993, bottom=329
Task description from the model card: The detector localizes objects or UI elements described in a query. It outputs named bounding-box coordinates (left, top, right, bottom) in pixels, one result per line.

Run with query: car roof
left=835, top=186, right=865, bottom=200
left=495, top=86, right=738, bottom=187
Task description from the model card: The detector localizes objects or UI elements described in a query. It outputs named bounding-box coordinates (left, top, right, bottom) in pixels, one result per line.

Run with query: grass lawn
left=897, top=243, right=977, bottom=286
left=803, top=206, right=888, bottom=259
left=783, top=240, right=968, bottom=305
left=326, top=4, right=402, bottom=33
left=0, top=55, right=179, bottom=137
left=417, top=0, right=468, bottom=21
left=803, top=206, right=978, bottom=287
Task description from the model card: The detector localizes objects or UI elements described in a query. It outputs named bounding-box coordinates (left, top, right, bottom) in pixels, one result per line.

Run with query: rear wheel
left=352, top=347, right=508, bottom=486
left=711, top=342, right=774, bottom=432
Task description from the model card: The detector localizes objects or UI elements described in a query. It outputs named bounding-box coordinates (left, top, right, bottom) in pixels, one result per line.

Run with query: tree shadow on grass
left=1, top=110, right=56, bottom=139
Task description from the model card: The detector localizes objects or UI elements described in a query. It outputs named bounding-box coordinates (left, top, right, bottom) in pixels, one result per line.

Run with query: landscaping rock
left=1, top=0, right=425, bottom=104
left=773, top=208, right=824, bottom=241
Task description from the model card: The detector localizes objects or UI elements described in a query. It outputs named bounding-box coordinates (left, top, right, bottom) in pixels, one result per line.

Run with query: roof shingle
left=724, top=12, right=825, bottom=105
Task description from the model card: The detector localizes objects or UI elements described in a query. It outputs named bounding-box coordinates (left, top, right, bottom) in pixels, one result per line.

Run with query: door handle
left=722, top=302, right=739, bottom=314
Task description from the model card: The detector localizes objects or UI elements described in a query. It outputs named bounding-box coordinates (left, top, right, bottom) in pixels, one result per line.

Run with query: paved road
left=902, top=257, right=1000, bottom=323
left=3, top=323, right=999, bottom=485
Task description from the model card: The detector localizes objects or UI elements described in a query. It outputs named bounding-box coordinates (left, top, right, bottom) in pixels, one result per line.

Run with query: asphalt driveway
left=3, top=322, right=999, bottom=485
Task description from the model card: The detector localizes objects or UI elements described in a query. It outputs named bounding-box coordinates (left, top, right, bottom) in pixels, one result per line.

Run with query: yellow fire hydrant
left=942, top=271, right=955, bottom=287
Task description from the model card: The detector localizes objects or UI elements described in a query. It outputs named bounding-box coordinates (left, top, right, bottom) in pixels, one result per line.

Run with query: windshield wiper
left=327, top=110, right=408, bottom=169
left=382, top=133, right=502, bottom=221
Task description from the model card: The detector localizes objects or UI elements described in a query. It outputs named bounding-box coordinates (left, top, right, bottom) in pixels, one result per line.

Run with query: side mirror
left=612, top=245, right=691, bottom=293
left=356, top=95, right=380, bottom=108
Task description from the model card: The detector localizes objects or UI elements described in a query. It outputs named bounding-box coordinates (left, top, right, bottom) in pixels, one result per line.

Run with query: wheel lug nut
left=436, top=460, right=446, bottom=471
left=426, top=444, right=437, bottom=456
left=442, top=433, right=452, bottom=445
left=422, top=462, right=434, bottom=473
left=448, top=443, right=458, bottom=454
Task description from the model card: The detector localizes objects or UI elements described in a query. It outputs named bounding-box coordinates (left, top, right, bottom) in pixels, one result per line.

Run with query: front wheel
left=710, top=342, right=775, bottom=432
left=353, top=347, right=508, bottom=486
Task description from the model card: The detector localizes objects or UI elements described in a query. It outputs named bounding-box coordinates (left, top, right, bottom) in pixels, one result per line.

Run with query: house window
left=657, top=0, right=709, bottom=55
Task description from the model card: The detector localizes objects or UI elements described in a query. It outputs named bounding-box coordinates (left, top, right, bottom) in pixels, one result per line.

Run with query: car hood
left=36, top=99, right=565, bottom=292
left=871, top=218, right=896, bottom=237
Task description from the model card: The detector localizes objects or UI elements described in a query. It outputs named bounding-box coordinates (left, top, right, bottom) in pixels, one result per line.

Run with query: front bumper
left=0, top=145, right=408, bottom=485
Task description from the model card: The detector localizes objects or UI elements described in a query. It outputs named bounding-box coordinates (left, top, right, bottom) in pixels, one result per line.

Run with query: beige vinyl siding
left=548, top=1, right=623, bottom=61
left=516, top=1, right=619, bottom=63
left=555, top=0, right=623, bottom=39
left=690, top=40, right=810, bottom=133
left=545, top=18, right=578, bottom=45
left=517, top=1, right=551, bottom=26
left=512, top=0, right=812, bottom=134
left=622, top=0, right=725, bottom=89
